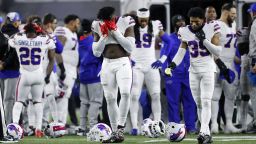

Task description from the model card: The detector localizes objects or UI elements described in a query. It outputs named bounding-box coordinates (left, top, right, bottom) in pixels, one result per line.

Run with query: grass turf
left=16, top=134, right=256, bottom=144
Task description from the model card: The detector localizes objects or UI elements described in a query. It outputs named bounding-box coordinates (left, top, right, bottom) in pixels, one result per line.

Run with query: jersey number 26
left=19, top=47, right=41, bottom=65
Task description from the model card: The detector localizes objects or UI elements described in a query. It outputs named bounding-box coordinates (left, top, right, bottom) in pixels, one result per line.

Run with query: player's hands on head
left=99, top=22, right=109, bottom=37
left=104, top=19, right=117, bottom=31
left=195, top=29, right=206, bottom=42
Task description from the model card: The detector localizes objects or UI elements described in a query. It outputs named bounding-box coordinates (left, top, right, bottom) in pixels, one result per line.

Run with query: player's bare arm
left=45, top=49, right=55, bottom=83
left=234, top=56, right=241, bottom=64
left=211, top=33, right=220, bottom=46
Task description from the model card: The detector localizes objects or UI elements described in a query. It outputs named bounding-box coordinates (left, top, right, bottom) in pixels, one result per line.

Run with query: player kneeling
left=44, top=122, right=66, bottom=138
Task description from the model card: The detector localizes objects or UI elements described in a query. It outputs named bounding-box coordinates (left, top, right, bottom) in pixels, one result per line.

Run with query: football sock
left=119, top=93, right=130, bottom=127
left=105, top=93, right=118, bottom=132
left=27, top=101, right=35, bottom=127
left=34, top=102, right=43, bottom=130
left=201, top=98, right=211, bottom=135
left=225, top=98, right=235, bottom=125
left=12, top=102, right=23, bottom=124
left=130, top=94, right=139, bottom=129
left=46, top=94, right=58, bottom=123
left=211, top=100, right=219, bottom=126
left=151, top=93, right=161, bottom=121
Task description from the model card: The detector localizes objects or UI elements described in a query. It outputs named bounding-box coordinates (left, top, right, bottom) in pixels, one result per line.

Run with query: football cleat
left=35, top=129, right=44, bottom=138
left=102, top=128, right=124, bottom=143
left=197, top=133, right=212, bottom=144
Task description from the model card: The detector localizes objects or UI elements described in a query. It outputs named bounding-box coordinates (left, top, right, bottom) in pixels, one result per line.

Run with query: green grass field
left=16, top=134, right=256, bottom=144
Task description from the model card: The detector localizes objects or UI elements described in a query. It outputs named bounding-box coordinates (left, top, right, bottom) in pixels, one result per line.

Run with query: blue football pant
left=165, top=77, right=197, bottom=131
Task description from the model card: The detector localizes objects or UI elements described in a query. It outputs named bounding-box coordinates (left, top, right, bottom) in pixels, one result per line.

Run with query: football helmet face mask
left=141, top=118, right=153, bottom=137
left=150, top=120, right=165, bottom=138
left=87, top=123, right=112, bottom=142
left=7, top=123, right=23, bottom=140
left=44, top=122, right=66, bottom=138
left=165, top=122, right=186, bottom=142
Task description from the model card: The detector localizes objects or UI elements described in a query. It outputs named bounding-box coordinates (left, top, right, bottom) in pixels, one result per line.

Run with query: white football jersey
left=9, top=33, right=55, bottom=72
left=91, top=16, right=135, bottom=45
left=217, top=20, right=237, bottom=63
left=54, top=26, right=78, bottom=67
left=42, top=33, right=56, bottom=73
left=178, top=21, right=220, bottom=73
left=130, top=20, right=163, bottom=63
left=54, top=26, right=78, bottom=78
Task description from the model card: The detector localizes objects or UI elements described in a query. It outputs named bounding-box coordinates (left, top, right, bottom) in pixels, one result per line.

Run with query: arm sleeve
left=203, top=39, right=222, bottom=57
left=111, top=29, right=135, bottom=53
left=92, top=36, right=107, bottom=57
left=172, top=47, right=186, bottom=66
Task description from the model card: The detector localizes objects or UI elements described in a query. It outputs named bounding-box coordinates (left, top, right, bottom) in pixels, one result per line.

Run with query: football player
left=54, top=14, right=80, bottom=125
left=10, top=23, right=56, bottom=137
left=165, top=7, right=221, bottom=144
left=92, top=6, right=135, bottom=143
left=129, top=8, right=170, bottom=135
left=42, top=13, right=64, bottom=125
left=160, top=14, right=197, bottom=133
left=205, top=6, right=217, bottom=23
left=211, top=3, right=241, bottom=134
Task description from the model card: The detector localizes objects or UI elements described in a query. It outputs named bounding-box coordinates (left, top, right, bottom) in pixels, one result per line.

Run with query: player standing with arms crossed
left=92, top=6, right=135, bottom=143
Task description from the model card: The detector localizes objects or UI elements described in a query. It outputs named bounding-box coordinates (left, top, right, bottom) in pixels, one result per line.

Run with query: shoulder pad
left=54, top=26, right=66, bottom=36
left=91, top=20, right=99, bottom=32
left=123, top=16, right=135, bottom=27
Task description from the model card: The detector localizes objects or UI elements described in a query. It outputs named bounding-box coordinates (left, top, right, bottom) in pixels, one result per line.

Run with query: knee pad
left=242, top=94, right=250, bottom=101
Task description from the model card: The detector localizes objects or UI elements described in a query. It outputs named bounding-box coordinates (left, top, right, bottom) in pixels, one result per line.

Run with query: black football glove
left=215, top=58, right=231, bottom=82
left=44, top=75, right=50, bottom=84
left=58, top=63, right=66, bottom=81
left=195, top=29, right=206, bottom=42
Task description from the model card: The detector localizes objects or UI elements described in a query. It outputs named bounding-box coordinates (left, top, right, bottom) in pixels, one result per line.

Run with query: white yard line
left=143, top=136, right=256, bottom=143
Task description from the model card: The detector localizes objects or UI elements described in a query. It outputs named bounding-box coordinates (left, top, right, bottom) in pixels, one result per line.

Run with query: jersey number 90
left=19, top=47, right=41, bottom=65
